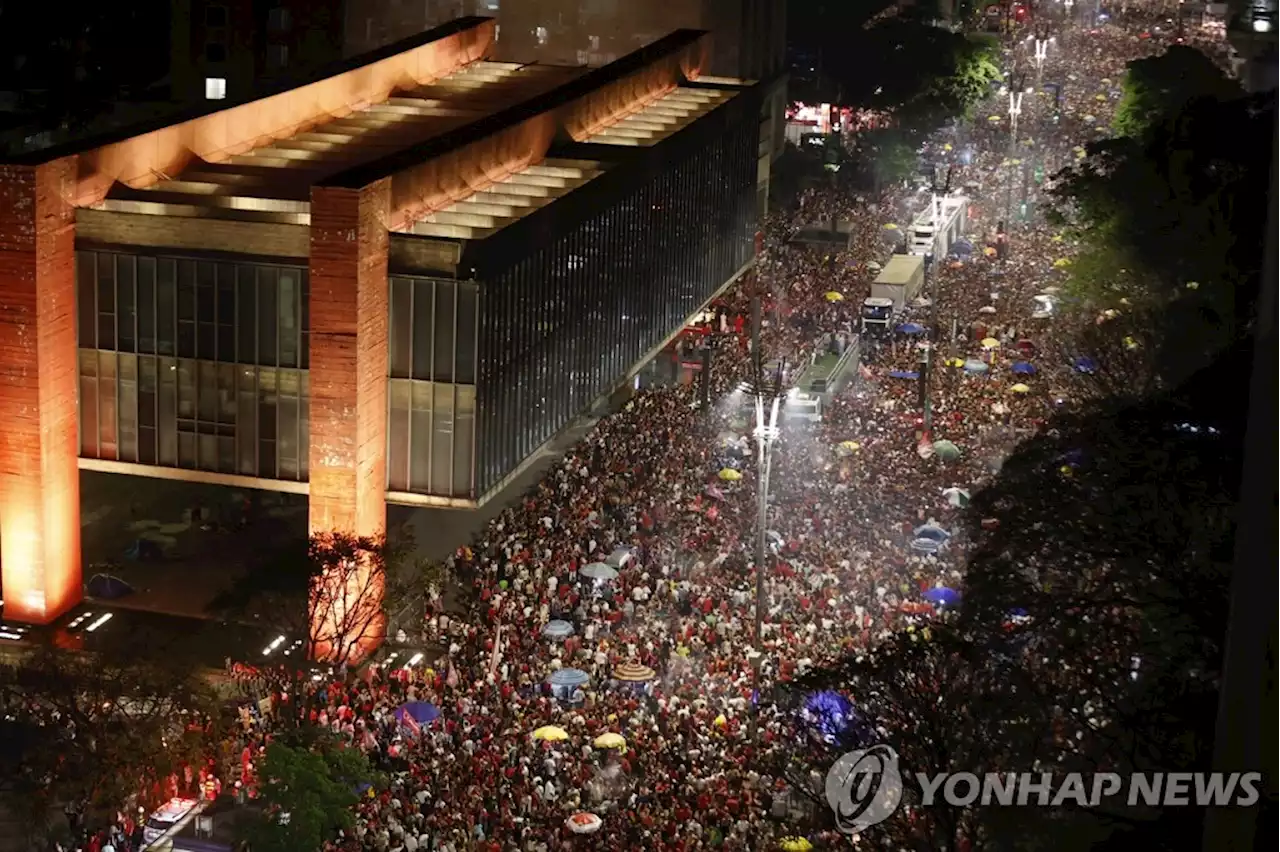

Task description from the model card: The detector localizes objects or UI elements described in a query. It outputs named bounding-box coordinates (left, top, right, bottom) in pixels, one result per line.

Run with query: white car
left=142, top=797, right=201, bottom=846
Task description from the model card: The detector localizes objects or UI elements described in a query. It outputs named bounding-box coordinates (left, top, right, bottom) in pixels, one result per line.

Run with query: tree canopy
left=0, top=642, right=220, bottom=836
left=1111, top=46, right=1238, bottom=139
left=239, top=737, right=379, bottom=852
left=209, top=529, right=435, bottom=665
left=1048, top=48, right=1270, bottom=384
left=781, top=343, right=1251, bottom=848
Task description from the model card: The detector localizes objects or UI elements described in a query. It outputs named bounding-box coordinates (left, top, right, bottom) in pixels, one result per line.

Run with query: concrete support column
left=0, top=159, right=82, bottom=624
left=307, top=180, right=390, bottom=661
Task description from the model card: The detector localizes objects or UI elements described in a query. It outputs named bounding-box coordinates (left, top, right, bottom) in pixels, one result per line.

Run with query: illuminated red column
left=307, top=180, right=390, bottom=661
left=0, top=159, right=82, bottom=624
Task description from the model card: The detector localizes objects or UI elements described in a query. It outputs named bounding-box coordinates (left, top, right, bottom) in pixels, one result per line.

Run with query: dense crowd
left=201, top=11, right=1225, bottom=852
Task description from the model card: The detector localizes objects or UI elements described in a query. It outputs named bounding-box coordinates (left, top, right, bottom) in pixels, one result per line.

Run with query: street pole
left=699, top=344, right=713, bottom=414
left=753, top=394, right=780, bottom=650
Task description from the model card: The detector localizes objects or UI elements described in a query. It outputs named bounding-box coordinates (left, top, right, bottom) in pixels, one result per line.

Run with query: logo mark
left=825, top=745, right=904, bottom=834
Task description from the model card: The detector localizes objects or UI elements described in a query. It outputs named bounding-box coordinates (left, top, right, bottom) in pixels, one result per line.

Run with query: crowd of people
left=113, top=9, right=1225, bottom=852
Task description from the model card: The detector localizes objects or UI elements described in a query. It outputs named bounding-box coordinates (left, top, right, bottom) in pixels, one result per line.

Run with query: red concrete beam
left=0, top=159, right=82, bottom=624
left=70, top=19, right=497, bottom=207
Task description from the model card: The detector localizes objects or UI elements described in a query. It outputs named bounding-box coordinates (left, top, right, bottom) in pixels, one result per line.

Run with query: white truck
left=869, top=254, right=926, bottom=313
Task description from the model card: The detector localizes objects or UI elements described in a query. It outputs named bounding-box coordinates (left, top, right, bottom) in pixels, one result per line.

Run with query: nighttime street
left=0, top=0, right=1274, bottom=850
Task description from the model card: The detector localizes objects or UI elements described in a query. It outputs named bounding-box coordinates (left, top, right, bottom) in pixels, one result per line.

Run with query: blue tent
left=547, top=668, right=590, bottom=688
left=394, top=701, right=440, bottom=727
left=86, top=573, right=134, bottom=600
left=1073, top=356, right=1098, bottom=374
left=888, top=370, right=920, bottom=380
left=910, top=537, right=942, bottom=554
left=542, top=620, right=575, bottom=639
left=896, top=323, right=926, bottom=335
left=923, top=587, right=962, bottom=607
left=1011, top=361, right=1037, bottom=375
left=913, top=524, right=950, bottom=542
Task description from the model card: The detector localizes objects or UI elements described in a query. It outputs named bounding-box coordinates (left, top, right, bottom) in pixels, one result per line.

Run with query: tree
left=239, top=737, right=379, bottom=852
left=0, top=642, right=220, bottom=838
left=1112, top=46, right=1237, bottom=139
left=1048, top=79, right=1272, bottom=384
left=781, top=345, right=1252, bottom=848
left=857, top=127, right=922, bottom=189
left=209, top=529, right=435, bottom=667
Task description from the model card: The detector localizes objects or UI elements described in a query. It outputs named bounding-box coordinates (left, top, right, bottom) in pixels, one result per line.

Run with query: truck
left=870, top=254, right=926, bottom=313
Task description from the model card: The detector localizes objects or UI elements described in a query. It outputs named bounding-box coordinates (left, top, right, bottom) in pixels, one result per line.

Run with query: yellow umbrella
left=983, top=246, right=997, bottom=257
left=780, top=839, right=814, bottom=852
left=713, top=714, right=728, bottom=727
left=1009, top=383, right=1031, bottom=394
left=989, top=114, right=1002, bottom=121
left=533, top=725, right=569, bottom=742
left=824, top=291, right=844, bottom=302
left=882, top=223, right=899, bottom=230
left=944, top=357, right=965, bottom=368
left=943, top=143, right=953, bottom=151
left=1124, top=336, right=1141, bottom=350
left=1053, top=258, right=1071, bottom=268
left=613, top=662, right=657, bottom=682
left=1095, top=93, right=1107, bottom=101
left=981, top=337, right=1000, bottom=349
left=838, top=440, right=860, bottom=451
left=718, top=468, right=742, bottom=482
left=593, top=732, right=627, bottom=750
left=1051, top=234, right=1064, bottom=243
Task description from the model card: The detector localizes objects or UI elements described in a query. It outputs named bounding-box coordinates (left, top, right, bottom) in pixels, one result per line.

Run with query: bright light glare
left=85, top=613, right=113, bottom=632
left=262, top=634, right=286, bottom=656
left=407, top=652, right=425, bottom=667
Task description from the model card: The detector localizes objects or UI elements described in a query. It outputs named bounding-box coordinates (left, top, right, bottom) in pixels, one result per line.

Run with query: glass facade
left=75, top=250, right=310, bottom=481
left=475, top=120, right=758, bottom=495
left=386, top=276, right=479, bottom=498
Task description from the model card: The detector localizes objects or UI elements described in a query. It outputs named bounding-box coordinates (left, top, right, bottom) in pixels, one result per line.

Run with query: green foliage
left=785, top=348, right=1249, bottom=848
left=0, top=643, right=220, bottom=823
left=1049, top=71, right=1271, bottom=383
left=1112, top=46, right=1237, bottom=139
left=240, top=738, right=380, bottom=852
left=857, top=127, right=920, bottom=188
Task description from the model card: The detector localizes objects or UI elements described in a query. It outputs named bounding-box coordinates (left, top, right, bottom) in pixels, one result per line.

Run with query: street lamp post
left=753, top=393, right=781, bottom=650
left=1008, top=87, right=1025, bottom=144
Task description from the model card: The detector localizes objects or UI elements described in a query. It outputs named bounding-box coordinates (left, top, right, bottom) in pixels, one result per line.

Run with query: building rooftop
left=95, top=61, right=584, bottom=227
left=579, top=85, right=740, bottom=147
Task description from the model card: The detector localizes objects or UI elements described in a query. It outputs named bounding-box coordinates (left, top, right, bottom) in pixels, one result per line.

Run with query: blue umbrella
left=542, top=620, right=575, bottom=639
left=394, top=701, right=440, bottom=726
left=913, top=524, right=950, bottom=542
left=547, top=668, right=590, bottom=688
left=1073, top=356, right=1098, bottom=374
left=888, top=370, right=920, bottom=380
left=896, top=323, right=926, bottom=335
left=963, top=359, right=989, bottom=373
left=1011, top=361, right=1037, bottom=375
left=923, top=587, right=962, bottom=607
left=86, top=573, right=134, bottom=600
left=951, top=239, right=975, bottom=256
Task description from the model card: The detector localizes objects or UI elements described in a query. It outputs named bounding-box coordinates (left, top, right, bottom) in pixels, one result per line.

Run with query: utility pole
left=753, top=393, right=780, bottom=650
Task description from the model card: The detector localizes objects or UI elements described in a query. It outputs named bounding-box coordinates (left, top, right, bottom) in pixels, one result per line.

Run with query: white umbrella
left=566, top=812, right=603, bottom=834
left=579, top=563, right=618, bottom=581
left=942, top=487, right=971, bottom=508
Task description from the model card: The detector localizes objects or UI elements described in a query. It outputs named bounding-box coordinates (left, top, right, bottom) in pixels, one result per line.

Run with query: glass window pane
left=179, top=431, right=197, bottom=468
left=237, top=265, right=257, bottom=364
left=177, top=261, right=196, bottom=320
left=137, top=257, right=156, bottom=355
left=237, top=366, right=258, bottom=475
left=299, top=370, right=310, bottom=479
left=77, top=252, right=96, bottom=348
left=158, top=357, right=178, bottom=465
left=453, top=385, right=475, bottom=497
left=278, top=269, right=299, bottom=368
left=258, top=268, right=278, bottom=366
left=157, top=259, right=176, bottom=356
left=388, top=379, right=410, bottom=491
left=177, top=359, right=196, bottom=419
left=198, top=361, right=218, bottom=423
left=98, top=351, right=118, bottom=460
left=217, top=264, right=236, bottom=362
left=432, top=282, right=455, bottom=382
left=455, top=284, right=477, bottom=384
left=118, top=353, right=138, bottom=462
left=431, top=383, right=454, bottom=496
left=389, top=278, right=412, bottom=379
left=278, top=383, right=299, bottom=479
left=218, top=436, right=235, bottom=472
left=138, top=355, right=157, bottom=429
left=258, top=439, right=276, bottom=479
left=411, top=280, right=433, bottom=379
left=198, top=433, right=218, bottom=471
left=96, top=254, right=116, bottom=350
left=79, top=349, right=97, bottom=457
left=218, top=364, right=236, bottom=423
left=117, top=256, right=137, bottom=352
left=409, top=381, right=432, bottom=493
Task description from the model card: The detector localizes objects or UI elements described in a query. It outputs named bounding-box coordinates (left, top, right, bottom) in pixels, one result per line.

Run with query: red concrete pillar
left=307, top=180, right=391, bottom=661
left=0, top=159, right=82, bottom=624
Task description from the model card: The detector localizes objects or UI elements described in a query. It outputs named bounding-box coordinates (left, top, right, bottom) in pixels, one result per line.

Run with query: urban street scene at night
left=0, top=0, right=1274, bottom=849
